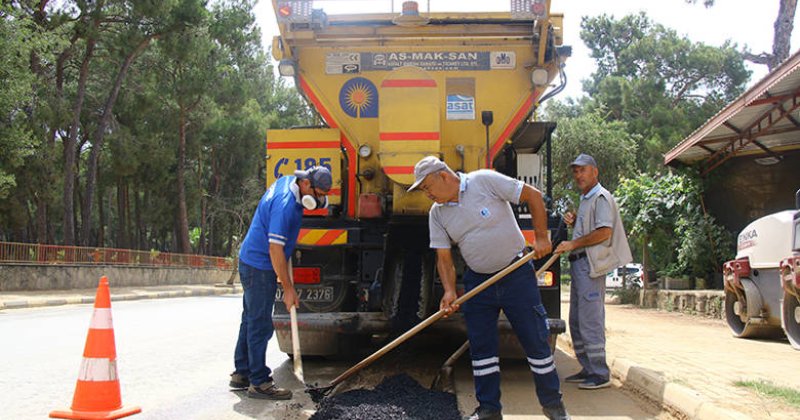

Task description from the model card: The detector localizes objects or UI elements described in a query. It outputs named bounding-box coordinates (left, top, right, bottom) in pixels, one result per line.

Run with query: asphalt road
left=1, top=295, right=672, bottom=419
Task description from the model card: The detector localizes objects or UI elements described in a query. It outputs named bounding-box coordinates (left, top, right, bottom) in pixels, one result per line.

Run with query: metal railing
left=0, top=242, right=233, bottom=270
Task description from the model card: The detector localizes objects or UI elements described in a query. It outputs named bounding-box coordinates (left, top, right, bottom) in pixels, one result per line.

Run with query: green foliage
left=545, top=106, right=639, bottom=209
left=615, top=172, right=734, bottom=281
left=0, top=0, right=312, bottom=254
left=0, top=5, right=38, bottom=198
left=575, top=13, right=749, bottom=169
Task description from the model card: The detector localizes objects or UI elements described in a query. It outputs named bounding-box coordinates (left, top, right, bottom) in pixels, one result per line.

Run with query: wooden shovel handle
left=289, top=261, right=304, bottom=381
left=328, top=252, right=561, bottom=387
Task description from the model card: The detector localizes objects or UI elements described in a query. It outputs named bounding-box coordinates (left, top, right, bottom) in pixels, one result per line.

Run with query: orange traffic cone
left=50, top=276, right=141, bottom=419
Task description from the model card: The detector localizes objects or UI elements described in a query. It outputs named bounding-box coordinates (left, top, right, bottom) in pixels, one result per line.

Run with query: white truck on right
left=723, top=189, right=800, bottom=349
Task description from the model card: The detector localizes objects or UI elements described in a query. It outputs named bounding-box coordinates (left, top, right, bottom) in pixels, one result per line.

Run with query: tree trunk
left=63, top=37, right=96, bottom=245
left=639, top=235, right=650, bottom=306
left=97, top=186, right=105, bottom=247
left=744, top=0, right=798, bottom=70
left=135, top=188, right=144, bottom=249
left=35, top=199, right=47, bottom=244
left=80, top=36, right=153, bottom=245
left=116, top=179, right=128, bottom=249
left=198, top=154, right=207, bottom=255
left=176, top=106, right=192, bottom=254
left=772, top=0, right=798, bottom=69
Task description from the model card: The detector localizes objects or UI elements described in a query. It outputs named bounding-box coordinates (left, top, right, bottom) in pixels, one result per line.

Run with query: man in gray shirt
left=555, top=154, right=631, bottom=390
left=409, top=156, right=570, bottom=420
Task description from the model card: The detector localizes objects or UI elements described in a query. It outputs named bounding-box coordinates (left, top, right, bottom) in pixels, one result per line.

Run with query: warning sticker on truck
left=326, top=52, right=361, bottom=74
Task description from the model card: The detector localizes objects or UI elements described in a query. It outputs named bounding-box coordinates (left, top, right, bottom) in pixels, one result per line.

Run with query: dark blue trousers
left=462, top=261, right=563, bottom=411
left=234, top=261, right=278, bottom=386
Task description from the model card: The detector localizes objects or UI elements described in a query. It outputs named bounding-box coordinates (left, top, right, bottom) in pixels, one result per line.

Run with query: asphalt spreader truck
left=266, top=0, right=571, bottom=356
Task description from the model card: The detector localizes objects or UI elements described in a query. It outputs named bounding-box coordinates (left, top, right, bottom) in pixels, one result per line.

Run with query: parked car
left=606, top=264, right=644, bottom=289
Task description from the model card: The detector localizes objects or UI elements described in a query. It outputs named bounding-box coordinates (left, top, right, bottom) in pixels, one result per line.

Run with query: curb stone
left=556, top=335, right=747, bottom=420
left=0, top=286, right=241, bottom=311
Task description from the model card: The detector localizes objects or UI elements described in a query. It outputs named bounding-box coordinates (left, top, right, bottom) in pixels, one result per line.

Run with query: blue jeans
left=462, top=261, right=563, bottom=411
left=234, top=261, right=278, bottom=386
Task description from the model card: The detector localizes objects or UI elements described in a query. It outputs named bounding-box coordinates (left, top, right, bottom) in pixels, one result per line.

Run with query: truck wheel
left=782, top=290, right=800, bottom=350
left=725, top=279, right=780, bottom=338
left=382, top=250, right=432, bottom=333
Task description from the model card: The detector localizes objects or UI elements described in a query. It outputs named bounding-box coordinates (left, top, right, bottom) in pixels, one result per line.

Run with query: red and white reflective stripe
left=78, top=358, right=118, bottom=381
left=89, top=308, right=113, bottom=330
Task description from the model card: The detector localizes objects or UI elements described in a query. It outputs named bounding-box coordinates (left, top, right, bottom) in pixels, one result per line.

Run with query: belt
left=568, top=252, right=587, bottom=262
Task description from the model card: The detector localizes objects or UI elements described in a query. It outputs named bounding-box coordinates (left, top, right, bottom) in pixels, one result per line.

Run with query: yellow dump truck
left=268, top=0, right=570, bottom=356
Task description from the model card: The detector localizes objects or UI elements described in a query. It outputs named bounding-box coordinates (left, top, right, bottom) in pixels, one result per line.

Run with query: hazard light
left=511, top=0, right=548, bottom=20
left=293, top=267, right=321, bottom=284
left=276, top=1, right=312, bottom=23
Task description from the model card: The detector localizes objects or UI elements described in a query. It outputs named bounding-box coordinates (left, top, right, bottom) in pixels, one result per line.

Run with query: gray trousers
left=569, top=257, right=609, bottom=379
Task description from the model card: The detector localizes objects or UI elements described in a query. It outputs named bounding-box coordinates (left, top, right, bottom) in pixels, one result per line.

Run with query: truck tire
left=382, top=250, right=433, bottom=333
left=781, top=290, right=800, bottom=350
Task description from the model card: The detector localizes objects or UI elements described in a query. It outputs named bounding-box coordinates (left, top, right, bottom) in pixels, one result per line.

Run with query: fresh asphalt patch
left=309, top=374, right=460, bottom=420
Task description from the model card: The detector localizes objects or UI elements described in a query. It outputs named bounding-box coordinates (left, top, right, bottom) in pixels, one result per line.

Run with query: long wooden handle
left=328, top=252, right=561, bottom=387
left=288, top=261, right=304, bottom=382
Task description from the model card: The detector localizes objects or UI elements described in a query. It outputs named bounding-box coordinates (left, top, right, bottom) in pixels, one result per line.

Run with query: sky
left=252, top=0, right=800, bottom=99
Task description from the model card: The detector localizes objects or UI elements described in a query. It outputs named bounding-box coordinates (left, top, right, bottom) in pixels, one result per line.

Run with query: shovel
left=289, top=261, right=304, bottom=382
left=307, top=252, right=562, bottom=400
left=429, top=252, right=562, bottom=391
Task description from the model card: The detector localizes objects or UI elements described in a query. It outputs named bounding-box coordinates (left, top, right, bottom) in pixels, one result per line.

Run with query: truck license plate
left=276, top=286, right=334, bottom=302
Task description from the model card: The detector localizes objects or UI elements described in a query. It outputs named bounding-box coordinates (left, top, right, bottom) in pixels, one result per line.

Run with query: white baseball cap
left=407, top=156, right=449, bottom=192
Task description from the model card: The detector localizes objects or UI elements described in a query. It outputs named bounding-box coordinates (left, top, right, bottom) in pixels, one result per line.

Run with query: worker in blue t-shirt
left=229, top=166, right=332, bottom=400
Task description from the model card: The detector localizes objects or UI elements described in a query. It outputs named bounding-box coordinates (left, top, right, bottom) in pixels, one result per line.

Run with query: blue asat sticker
left=480, top=207, right=491, bottom=218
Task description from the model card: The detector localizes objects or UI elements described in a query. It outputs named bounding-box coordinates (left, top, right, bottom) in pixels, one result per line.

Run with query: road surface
left=1, top=295, right=672, bottom=419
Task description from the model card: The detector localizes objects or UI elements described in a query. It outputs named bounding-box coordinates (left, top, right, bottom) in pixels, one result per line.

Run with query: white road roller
left=779, top=191, right=800, bottom=349
left=723, top=190, right=800, bottom=349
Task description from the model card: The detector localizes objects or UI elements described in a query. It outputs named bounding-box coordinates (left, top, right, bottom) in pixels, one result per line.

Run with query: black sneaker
left=229, top=372, right=249, bottom=389
left=564, top=370, right=589, bottom=383
left=578, top=375, right=611, bottom=390
left=542, top=401, right=571, bottom=420
left=247, top=381, right=292, bottom=400
left=463, top=406, right=502, bottom=420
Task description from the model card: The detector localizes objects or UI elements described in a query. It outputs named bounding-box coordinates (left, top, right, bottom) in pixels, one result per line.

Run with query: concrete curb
left=0, top=285, right=241, bottom=311
left=556, top=335, right=748, bottom=420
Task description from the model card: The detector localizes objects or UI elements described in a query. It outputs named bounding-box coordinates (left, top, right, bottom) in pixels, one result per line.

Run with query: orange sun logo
left=339, top=77, right=378, bottom=118
left=345, top=83, right=373, bottom=118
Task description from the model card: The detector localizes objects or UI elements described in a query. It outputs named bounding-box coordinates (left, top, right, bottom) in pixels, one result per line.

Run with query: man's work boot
left=542, top=401, right=571, bottom=420
left=564, top=370, right=589, bottom=383
left=463, top=406, right=503, bottom=420
left=229, top=372, right=249, bottom=389
left=247, top=381, right=292, bottom=400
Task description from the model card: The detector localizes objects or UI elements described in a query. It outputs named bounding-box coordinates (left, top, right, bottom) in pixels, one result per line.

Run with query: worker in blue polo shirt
left=229, top=166, right=332, bottom=400
left=408, top=156, right=570, bottom=420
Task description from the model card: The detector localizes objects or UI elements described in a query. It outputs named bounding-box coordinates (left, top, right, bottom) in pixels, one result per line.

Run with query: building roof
left=664, top=49, right=800, bottom=174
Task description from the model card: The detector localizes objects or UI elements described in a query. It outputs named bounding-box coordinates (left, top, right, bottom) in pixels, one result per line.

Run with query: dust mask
left=302, top=194, right=328, bottom=210
left=302, top=195, right=318, bottom=210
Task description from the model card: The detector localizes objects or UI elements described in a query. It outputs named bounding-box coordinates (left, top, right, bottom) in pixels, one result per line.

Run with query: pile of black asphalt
left=309, top=374, right=461, bottom=420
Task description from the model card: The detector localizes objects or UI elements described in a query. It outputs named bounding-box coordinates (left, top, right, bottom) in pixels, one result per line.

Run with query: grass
left=734, top=380, right=800, bottom=408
